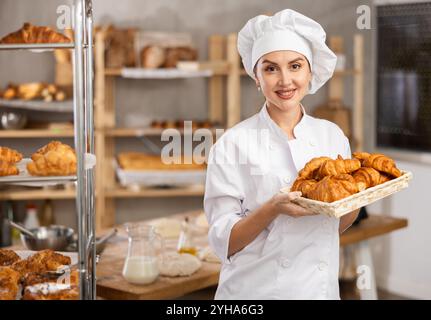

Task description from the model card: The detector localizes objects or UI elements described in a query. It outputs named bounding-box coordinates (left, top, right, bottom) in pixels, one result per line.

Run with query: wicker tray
left=280, top=171, right=413, bottom=218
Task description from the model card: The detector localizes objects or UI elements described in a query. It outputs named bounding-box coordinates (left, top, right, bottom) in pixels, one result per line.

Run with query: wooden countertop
left=95, top=211, right=408, bottom=300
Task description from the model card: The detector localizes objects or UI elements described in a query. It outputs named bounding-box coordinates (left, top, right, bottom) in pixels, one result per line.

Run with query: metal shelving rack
left=0, top=0, right=96, bottom=300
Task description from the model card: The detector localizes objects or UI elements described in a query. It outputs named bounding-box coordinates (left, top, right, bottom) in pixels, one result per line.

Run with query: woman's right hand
left=268, top=191, right=318, bottom=218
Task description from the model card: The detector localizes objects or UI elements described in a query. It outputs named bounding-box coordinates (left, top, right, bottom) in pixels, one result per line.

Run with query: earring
left=257, top=86, right=261, bottom=92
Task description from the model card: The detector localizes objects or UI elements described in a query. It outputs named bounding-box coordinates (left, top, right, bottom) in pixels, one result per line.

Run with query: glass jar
left=122, top=223, right=164, bottom=285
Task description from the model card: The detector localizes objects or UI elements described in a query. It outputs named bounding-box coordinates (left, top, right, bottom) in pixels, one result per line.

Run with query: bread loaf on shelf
left=118, top=152, right=206, bottom=171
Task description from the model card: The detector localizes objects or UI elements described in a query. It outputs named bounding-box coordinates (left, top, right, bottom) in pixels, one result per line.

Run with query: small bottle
left=39, top=200, right=55, bottom=226
left=177, top=217, right=197, bottom=256
left=24, top=204, right=40, bottom=230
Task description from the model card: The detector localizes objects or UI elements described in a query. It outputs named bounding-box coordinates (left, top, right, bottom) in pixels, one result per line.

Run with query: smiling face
left=254, top=50, right=312, bottom=113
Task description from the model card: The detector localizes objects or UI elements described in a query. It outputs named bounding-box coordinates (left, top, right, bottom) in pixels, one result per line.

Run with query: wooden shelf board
left=105, top=185, right=205, bottom=198
left=0, top=188, right=76, bottom=200
left=0, top=129, right=74, bottom=138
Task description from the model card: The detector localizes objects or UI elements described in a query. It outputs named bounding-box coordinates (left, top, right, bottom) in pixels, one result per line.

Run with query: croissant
left=307, top=174, right=360, bottom=202
left=378, top=172, right=392, bottom=184
left=0, top=23, right=71, bottom=44
left=362, top=154, right=401, bottom=178
left=0, top=160, right=19, bottom=176
left=352, top=167, right=382, bottom=190
left=352, top=151, right=370, bottom=165
left=298, top=156, right=332, bottom=179
left=290, top=178, right=318, bottom=198
left=27, top=141, right=76, bottom=176
left=0, top=146, right=22, bottom=163
left=0, top=267, right=21, bottom=300
left=315, top=155, right=361, bottom=179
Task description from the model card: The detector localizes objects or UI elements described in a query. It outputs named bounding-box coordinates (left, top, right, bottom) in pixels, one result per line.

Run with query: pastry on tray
left=0, top=160, right=19, bottom=177
left=0, top=249, right=21, bottom=267
left=22, top=283, right=78, bottom=300
left=118, top=152, right=206, bottom=171
left=0, top=267, right=21, bottom=300
left=0, top=146, right=23, bottom=163
left=11, top=249, right=71, bottom=277
left=27, top=141, right=77, bottom=176
left=0, top=22, right=71, bottom=44
left=291, top=153, right=403, bottom=203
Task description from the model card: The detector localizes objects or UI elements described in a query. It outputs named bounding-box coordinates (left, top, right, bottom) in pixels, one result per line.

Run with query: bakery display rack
left=0, top=0, right=96, bottom=300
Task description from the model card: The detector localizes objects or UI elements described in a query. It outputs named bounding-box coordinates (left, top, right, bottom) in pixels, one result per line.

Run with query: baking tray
left=0, top=153, right=96, bottom=186
left=116, top=161, right=206, bottom=187
left=280, top=171, right=413, bottom=218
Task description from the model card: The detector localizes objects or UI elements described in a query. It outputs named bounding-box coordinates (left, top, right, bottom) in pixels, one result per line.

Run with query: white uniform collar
left=259, top=103, right=314, bottom=143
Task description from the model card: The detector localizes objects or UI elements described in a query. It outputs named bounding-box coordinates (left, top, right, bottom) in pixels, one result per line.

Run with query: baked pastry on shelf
left=11, top=249, right=71, bottom=277
left=0, top=146, right=22, bottom=163
left=27, top=141, right=77, bottom=176
left=0, top=249, right=21, bottom=267
left=0, top=160, right=19, bottom=176
left=0, top=22, right=71, bottom=44
left=22, top=282, right=78, bottom=300
left=118, top=152, right=206, bottom=171
left=0, top=267, right=21, bottom=300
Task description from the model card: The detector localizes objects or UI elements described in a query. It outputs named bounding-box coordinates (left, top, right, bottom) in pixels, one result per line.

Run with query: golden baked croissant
left=352, top=167, right=382, bottom=190
left=0, top=267, right=21, bottom=300
left=27, top=141, right=76, bottom=176
left=297, top=156, right=332, bottom=179
left=352, top=151, right=370, bottom=165
left=307, top=174, right=360, bottom=202
left=11, top=249, right=71, bottom=277
left=0, top=146, right=22, bottom=163
left=290, top=178, right=318, bottom=198
left=362, top=154, right=401, bottom=178
left=0, top=23, right=71, bottom=44
left=0, top=249, right=21, bottom=267
left=0, top=160, right=19, bottom=176
left=315, top=155, right=361, bottom=179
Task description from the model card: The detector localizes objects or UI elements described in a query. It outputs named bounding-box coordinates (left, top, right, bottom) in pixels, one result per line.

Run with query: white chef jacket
left=204, top=104, right=351, bottom=300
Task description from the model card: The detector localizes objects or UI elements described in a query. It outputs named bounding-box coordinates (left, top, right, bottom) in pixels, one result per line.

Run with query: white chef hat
left=238, top=9, right=337, bottom=94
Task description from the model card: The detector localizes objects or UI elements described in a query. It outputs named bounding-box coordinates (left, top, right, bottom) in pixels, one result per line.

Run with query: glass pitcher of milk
left=122, top=223, right=164, bottom=285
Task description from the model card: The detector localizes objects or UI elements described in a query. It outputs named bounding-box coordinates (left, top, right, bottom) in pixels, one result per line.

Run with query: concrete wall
left=1, top=0, right=429, bottom=299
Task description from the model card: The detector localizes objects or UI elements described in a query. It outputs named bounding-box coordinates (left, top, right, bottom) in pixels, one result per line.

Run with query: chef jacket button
left=281, top=258, right=291, bottom=268
left=284, top=177, right=291, bottom=184
left=269, top=144, right=275, bottom=150
left=318, top=261, right=328, bottom=271
left=309, top=140, right=316, bottom=147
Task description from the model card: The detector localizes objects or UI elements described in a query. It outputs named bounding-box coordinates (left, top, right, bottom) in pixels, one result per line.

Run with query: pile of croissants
left=291, top=153, right=402, bottom=203
left=0, top=141, right=76, bottom=177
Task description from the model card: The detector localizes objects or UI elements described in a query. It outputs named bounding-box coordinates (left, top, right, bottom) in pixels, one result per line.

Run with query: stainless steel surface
left=0, top=111, right=27, bottom=129
left=20, top=225, right=75, bottom=251
left=73, top=0, right=87, bottom=300
left=0, top=43, right=75, bottom=50
left=9, top=221, right=35, bottom=238
left=95, top=229, right=117, bottom=255
left=85, top=0, right=96, bottom=299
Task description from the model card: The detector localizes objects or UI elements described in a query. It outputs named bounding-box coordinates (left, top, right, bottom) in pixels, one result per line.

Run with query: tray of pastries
left=0, top=141, right=96, bottom=186
left=281, top=152, right=412, bottom=218
left=116, top=152, right=206, bottom=187
left=0, top=249, right=78, bottom=300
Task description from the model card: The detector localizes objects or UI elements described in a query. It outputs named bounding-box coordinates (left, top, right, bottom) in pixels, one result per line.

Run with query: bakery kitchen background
left=0, top=0, right=430, bottom=301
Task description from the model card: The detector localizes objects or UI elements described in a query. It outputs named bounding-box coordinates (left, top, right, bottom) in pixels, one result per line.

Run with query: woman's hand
left=268, top=191, right=318, bottom=218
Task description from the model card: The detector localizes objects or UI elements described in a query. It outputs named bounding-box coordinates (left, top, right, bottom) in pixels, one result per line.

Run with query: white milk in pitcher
left=122, top=256, right=159, bottom=285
